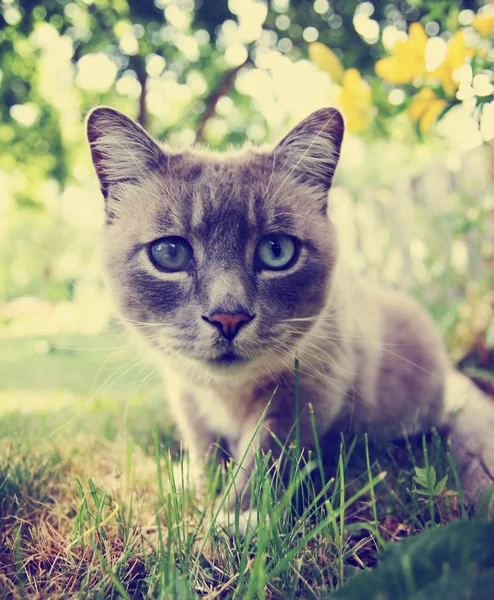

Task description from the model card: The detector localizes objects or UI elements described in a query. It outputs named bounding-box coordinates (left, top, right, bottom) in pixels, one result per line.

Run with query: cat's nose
left=203, top=312, right=254, bottom=341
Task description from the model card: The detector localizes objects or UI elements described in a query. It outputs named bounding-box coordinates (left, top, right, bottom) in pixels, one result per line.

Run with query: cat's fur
left=86, top=106, right=494, bottom=526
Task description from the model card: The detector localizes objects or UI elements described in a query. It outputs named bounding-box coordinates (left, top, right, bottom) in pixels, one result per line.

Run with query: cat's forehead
left=147, top=152, right=305, bottom=233
left=166, top=152, right=274, bottom=200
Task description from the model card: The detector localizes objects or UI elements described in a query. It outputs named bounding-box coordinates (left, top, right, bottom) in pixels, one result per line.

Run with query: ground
left=0, top=329, right=487, bottom=599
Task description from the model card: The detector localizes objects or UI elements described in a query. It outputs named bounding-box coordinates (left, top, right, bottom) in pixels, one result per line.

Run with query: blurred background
left=0, top=0, right=493, bottom=416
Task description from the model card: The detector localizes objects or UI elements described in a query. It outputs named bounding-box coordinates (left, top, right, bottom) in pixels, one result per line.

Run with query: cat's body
left=86, top=106, right=494, bottom=525
left=159, top=266, right=448, bottom=478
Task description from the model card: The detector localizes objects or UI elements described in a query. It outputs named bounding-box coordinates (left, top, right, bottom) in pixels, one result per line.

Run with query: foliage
left=310, top=8, right=494, bottom=134
left=413, top=465, right=448, bottom=497
left=0, top=0, right=492, bottom=338
left=332, top=519, right=494, bottom=600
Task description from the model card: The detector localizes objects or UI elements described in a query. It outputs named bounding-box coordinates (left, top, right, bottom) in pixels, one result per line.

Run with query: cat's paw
left=449, top=424, right=494, bottom=513
left=213, top=505, right=258, bottom=537
left=168, top=461, right=205, bottom=493
left=446, top=380, right=494, bottom=514
left=457, top=447, right=494, bottom=513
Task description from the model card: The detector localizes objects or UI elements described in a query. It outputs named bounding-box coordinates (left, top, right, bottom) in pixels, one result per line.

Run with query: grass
left=0, top=329, right=487, bottom=598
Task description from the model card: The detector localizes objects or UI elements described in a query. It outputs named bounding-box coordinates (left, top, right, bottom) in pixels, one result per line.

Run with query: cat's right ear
left=86, top=106, right=165, bottom=198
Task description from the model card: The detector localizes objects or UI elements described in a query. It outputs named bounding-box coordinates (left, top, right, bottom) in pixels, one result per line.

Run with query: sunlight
left=353, top=13, right=380, bottom=44
left=425, top=36, right=447, bottom=72
left=9, top=103, right=40, bottom=127
left=481, top=102, right=494, bottom=141
left=76, top=53, right=117, bottom=92
left=382, top=25, right=407, bottom=50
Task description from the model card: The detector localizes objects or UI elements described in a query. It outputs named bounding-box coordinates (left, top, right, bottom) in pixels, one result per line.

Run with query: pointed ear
left=86, top=106, right=165, bottom=198
left=275, top=108, right=344, bottom=196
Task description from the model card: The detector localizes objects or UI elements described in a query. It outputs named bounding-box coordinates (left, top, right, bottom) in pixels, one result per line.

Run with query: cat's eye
left=256, top=234, right=298, bottom=271
left=149, top=237, right=193, bottom=272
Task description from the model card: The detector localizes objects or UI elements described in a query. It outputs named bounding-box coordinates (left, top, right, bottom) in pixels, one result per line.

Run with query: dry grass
left=0, top=401, right=466, bottom=599
left=0, top=334, right=479, bottom=598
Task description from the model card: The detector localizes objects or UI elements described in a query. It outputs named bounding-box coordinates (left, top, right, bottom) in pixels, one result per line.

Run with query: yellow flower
left=308, top=42, right=344, bottom=83
left=309, top=43, right=372, bottom=132
left=428, top=30, right=475, bottom=97
left=375, top=23, right=427, bottom=84
left=408, top=88, right=446, bottom=133
left=472, top=11, right=494, bottom=36
left=338, top=69, right=373, bottom=132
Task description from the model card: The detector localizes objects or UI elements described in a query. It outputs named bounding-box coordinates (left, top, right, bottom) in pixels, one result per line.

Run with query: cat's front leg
left=167, top=391, right=227, bottom=491
left=216, top=406, right=311, bottom=534
left=212, top=417, right=279, bottom=535
left=444, top=370, right=494, bottom=510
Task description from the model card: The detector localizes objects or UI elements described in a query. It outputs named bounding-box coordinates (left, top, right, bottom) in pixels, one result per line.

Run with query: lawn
left=2, top=329, right=490, bottom=599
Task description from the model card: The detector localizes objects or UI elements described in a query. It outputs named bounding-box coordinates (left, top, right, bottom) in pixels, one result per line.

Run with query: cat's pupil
left=168, top=243, right=179, bottom=259
left=270, top=240, right=282, bottom=258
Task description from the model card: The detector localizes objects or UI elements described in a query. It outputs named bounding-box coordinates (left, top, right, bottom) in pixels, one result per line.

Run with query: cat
left=86, top=105, right=494, bottom=531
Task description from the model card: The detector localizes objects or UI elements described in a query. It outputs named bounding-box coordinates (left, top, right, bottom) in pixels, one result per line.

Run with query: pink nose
left=205, top=312, right=253, bottom=341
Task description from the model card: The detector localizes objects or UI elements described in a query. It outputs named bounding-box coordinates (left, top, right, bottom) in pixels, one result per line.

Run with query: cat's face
left=86, top=107, right=344, bottom=382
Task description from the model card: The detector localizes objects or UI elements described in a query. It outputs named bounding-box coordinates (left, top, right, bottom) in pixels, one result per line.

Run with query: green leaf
left=414, top=467, right=427, bottom=486
left=428, top=466, right=437, bottom=490
left=330, top=520, right=494, bottom=600
left=434, top=474, right=448, bottom=496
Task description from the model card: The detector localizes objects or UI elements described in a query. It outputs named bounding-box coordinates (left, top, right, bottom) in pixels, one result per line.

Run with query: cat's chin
left=200, top=350, right=289, bottom=383
left=157, top=346, right=286, bottom=384
left=206, top=351, right=246, bottom=366
left=203, top=353, right=254, bottom=378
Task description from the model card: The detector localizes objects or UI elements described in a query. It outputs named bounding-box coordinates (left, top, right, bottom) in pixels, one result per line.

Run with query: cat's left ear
left=86, top=106, right=165, bottom=198
left=274, top=107, right=344, bottom=197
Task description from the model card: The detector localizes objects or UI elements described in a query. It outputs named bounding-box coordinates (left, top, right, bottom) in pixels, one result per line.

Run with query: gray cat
left=86, top=106, right=494, bottom=528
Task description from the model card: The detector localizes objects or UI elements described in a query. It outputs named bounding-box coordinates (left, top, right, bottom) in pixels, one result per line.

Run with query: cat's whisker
left=281, top=313, right=340, bottom=324
left=272, top=338, right=344, bottom=384
left=119, top=316, right=174, bottom=328
left=299, top=341, right=361, bottom=398
left=285, top=323, right=415, bottom=348
left=88, top=344, right=140, bottom=399
left=136, top=380, right=165, bottom=409
left=290, top=324, right=442, bottom=380
left=274, top=337, right=351, bottom=383
left=263, top=350, right=295, bottom=381
left=271, top=342, right=348, bottom=397
left=295, top=336, right=358, bottom=378
left=117, top=366, right=158, bottom=442
left=319, top=330, right=416, bottom=349
left=93, top=355, right=150, bottom=397
left=49, top=353, right=148, bottom=437
left=48, top=342, right=132, bottom=353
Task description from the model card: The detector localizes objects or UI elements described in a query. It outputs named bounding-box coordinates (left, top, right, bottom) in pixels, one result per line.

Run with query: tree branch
left=131, top=55, right=148, bottom=129
left=195, top=58, right=251, bottom=143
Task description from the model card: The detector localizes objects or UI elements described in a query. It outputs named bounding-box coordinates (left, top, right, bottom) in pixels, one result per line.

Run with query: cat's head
left=86, top=106, right=344, bottom=383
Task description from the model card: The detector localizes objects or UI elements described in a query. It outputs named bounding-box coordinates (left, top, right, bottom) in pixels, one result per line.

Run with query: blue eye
left=256, top=234, right=298, bottom=270
left=149, top=237, right=193, bottom=272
